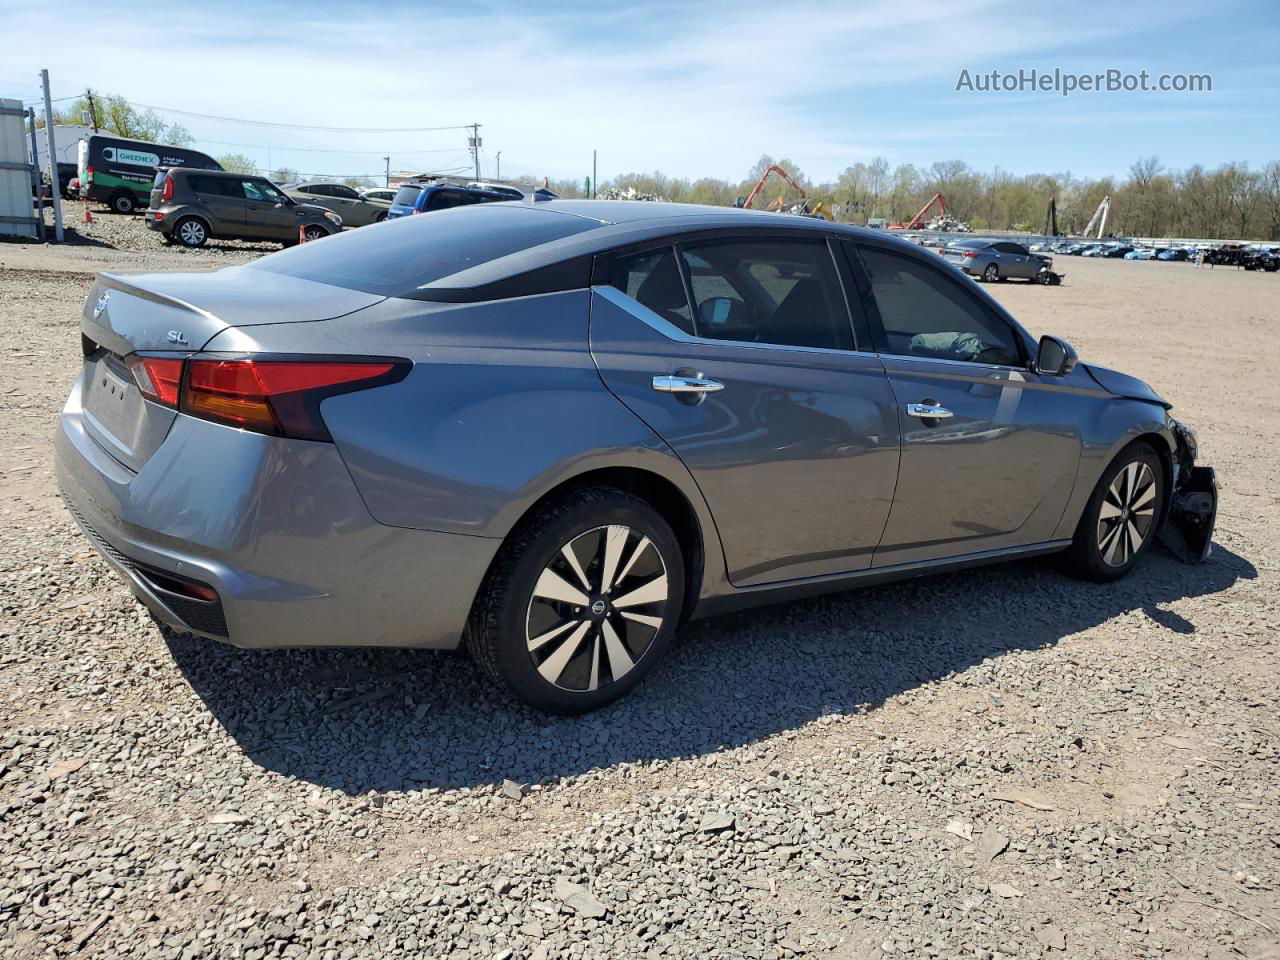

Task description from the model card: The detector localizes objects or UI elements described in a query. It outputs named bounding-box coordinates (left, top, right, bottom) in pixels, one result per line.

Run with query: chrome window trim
left=592, top=284, right=876, bottom=360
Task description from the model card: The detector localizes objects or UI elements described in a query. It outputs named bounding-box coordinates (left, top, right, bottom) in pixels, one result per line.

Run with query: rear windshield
left=393, top=184, right=423, bottom=206
left=245, top=204, right=600, bottom=296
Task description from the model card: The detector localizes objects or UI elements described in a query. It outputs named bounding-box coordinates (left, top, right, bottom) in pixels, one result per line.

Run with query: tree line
left=44, top=93, right=1279, bottom=240
left=556, top=154, right=1280, bottom=241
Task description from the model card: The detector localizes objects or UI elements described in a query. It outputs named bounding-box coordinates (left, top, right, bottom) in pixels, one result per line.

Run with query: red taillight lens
left=963, top=252, right=978, bottom=258
left=181, top=358, right=403, bottom=441
left=127, top=355, right=184, bottom=407
left=161, top=176, right=173, bottom=202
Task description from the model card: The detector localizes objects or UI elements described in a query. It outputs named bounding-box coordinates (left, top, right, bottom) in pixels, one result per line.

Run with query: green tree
left=56, top=90, right=193, bottom=146
left=216, top=153, right=257, bottom=175
left=271, top=167, right=299, bottom=184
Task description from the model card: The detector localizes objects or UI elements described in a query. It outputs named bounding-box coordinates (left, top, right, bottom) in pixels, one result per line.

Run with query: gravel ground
left=1, top=225, right=1277, bottom=960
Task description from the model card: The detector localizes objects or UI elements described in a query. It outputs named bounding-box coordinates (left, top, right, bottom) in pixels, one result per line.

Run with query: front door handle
left=905, top=401, right=954, bottom=419
left=652, top=374, right=724, bottom=394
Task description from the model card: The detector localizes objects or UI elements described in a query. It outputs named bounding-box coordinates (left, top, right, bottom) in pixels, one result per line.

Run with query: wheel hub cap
left=1097, top=461, right=1157, bottom=567
left=525, top=524, right=668, bottom=693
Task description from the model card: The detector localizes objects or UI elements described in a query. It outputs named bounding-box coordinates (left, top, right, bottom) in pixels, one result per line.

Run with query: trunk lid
left=78, top=267, right=385, bottom=472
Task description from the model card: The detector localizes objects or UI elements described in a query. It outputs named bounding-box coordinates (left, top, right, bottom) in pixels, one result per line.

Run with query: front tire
left=1062, top=443, right=1164, bottom=582
left=466, top=488, right=685, bottom=714
left=302, top=224, right=328, bottom=242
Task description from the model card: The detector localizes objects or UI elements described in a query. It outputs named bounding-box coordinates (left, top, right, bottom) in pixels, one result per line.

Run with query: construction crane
left=740, top=164, right=806, bottom=210
left=891, top=192, right=947, bottom=230
left=1083, top=195, right=1111, bottom=238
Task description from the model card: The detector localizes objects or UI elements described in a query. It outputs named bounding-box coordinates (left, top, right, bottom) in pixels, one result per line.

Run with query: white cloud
left=8, top=0, right=1231, bottom=182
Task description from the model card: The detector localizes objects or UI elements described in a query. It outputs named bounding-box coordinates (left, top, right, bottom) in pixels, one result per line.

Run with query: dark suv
left=146, top=169, right=342, bottom=248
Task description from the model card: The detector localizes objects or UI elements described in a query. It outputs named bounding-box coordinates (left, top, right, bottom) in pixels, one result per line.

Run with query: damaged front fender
left=1158, top=419, right=1217, bottom=563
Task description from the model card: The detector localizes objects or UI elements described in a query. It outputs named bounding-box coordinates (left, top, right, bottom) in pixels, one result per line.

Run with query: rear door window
left=679, top=239, right=853, bottom=350
left=425, top=189, right=467, bottom=211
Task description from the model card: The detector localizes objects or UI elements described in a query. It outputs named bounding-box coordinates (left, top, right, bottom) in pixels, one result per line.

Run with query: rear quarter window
left=245, top=204, right=600, bottom=297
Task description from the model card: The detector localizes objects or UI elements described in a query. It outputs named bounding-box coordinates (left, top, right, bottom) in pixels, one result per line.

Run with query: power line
left=126, top=100, right=473, bottom=133
left=190, top=136, right=464, bottom=156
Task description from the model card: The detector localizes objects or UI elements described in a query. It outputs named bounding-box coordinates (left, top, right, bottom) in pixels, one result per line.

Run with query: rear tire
left=983, top=263, right=999, bottom=282
left=109, top=192, right=137, bottom=215
left=173, top=217, right=209, bottom=248
left=466, top=487, right=685, bottom=714
left=1061, top=443, right=1164, bottom=582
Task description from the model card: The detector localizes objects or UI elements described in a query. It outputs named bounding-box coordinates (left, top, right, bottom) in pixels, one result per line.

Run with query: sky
left=1, top=0, right=1277, bottom=186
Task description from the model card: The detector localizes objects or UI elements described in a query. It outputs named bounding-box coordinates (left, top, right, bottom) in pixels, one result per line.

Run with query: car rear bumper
left=55, top=378, right=499, bottom=649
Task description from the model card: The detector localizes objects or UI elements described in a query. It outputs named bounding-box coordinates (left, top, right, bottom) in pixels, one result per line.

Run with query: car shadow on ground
left=165, top=543, right=1255, bottom=795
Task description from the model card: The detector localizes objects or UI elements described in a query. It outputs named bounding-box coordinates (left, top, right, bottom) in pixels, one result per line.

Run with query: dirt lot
left=1, top=220, right=1277, bottom=960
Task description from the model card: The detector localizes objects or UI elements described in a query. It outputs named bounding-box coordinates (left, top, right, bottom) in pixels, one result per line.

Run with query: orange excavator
left=740, top=164, right=830, bottom=220
left=891, top=192, right=947, bottom=230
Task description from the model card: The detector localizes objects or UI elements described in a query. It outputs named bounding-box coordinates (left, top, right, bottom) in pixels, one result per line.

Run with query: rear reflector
left=127, top=355, right=184, bottom=407
left=181, top=357, right=404, bottom=441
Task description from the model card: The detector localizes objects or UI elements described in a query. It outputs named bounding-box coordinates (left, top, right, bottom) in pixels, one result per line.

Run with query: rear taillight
left=85, top=165, right=94, bottom=186
left=127, top=355, right=184, bottom=407
left=161, top=176, right=173, bottom=203
left=181, top=357, right=406, bottom=441
left=963, top=252, right=978, bottom=258
left=127, top=354, right=407, bottom=440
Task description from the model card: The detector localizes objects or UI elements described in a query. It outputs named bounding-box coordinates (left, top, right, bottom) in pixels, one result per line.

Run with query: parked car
left=386, top=181, right=523, bottom=219
left=56, top=202, right=1217, bottom=713
left=1103, top=246, right=1135, bottom=259
left=78, top=134, right=221, bottom=214
left=284, top=182, right=390, bottom=227
left=1157, top=248, right=1189, bottom=261
left=1124, top=248, right=1163, bottom=260
left=940, top=240, right=1051, bottom=281
left=360, top=187, right=397, bottom=204
left=146, top=168, right=341, bottom=248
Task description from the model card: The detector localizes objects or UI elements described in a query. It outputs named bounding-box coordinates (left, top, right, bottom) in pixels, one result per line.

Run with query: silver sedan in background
left=943, top=239, right=1051, bottom=281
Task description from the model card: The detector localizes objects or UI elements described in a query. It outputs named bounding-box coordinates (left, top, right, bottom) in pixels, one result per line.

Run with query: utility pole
left=27, top=108, right=45, bottom=242
left=495, top=151, right=501, bottom=180
left=40, top=69, right=63, bottom=242
left=85, top=88, right=99, bottom=131
left=468, top=123, right=481, bottom=181
left=592, top=150, right=597, bottom=199
left=383, top=156, right=390, bottom=188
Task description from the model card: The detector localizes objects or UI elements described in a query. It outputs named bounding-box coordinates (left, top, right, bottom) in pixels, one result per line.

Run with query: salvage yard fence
left=0, top=98, right=38, bottom=239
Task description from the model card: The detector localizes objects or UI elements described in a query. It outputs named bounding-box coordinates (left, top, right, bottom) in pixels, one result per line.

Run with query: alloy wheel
left=179, top=220, right=206, bottom=245
left=1097, top=461, right=1157, bottom=566
left=525, top=524, right=668, bottom=692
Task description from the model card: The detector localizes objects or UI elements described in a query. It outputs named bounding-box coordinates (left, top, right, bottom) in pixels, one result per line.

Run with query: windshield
left=246, top=204, right=600, bottom=296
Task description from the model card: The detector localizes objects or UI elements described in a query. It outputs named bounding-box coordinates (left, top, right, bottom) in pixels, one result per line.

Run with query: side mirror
left=1035, top=335, right=1078, bottom=376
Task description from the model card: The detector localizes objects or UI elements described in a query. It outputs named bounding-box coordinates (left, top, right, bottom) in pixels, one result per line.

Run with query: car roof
left=411, top=200, right=930, bottom=297
left=170, top=167, right=258, bottom=179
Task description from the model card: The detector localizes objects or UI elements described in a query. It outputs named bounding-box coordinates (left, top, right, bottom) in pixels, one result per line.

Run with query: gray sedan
left=943, top=239, right=1051, bottom=281
left=56, top=202, right=1217, bottom=713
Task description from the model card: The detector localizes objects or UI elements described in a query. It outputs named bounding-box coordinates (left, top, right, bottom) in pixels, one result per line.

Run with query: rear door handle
left=652, top=374, right=724, bottom=394
left=905, top=402, right=953, bottom=419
